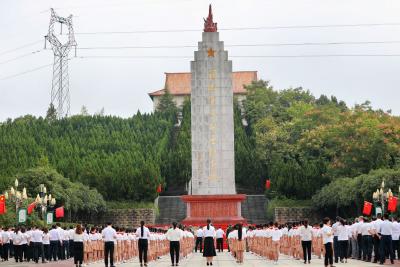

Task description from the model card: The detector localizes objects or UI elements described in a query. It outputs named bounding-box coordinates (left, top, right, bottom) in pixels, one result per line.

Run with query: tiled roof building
left=148, top=71, right=257, bottom=110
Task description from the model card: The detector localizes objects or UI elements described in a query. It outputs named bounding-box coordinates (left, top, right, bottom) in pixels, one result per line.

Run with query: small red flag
left=55, top=206, right=64, bottom=218
left=156, top=184, right=162, bottom=193
left=27, top=202, right=36, bottom=215
left=265, top=179, right=271, bottom=190
left=388, top=197, right=398, bottom=212
left=363, top=201, right=372, bottom=216
left=0, top=195, right=6, bottom=215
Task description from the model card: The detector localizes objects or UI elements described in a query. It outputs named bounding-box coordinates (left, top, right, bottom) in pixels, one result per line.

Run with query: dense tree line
left=0, top=80, right=399, bottom=215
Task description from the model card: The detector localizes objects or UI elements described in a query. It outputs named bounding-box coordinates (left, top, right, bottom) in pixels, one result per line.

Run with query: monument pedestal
left=181, top=194, right=247, bottom=225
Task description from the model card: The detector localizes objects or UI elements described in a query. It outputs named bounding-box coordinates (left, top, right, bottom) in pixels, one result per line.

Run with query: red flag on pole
left=27, top=202, right=36, bottom=215
left=363, top=201, right=372, bottom=216
left=55, top=206, right=64, bottom=218
left=265, top=179, right=271, bottom=190
left=388, top=197, right=398, bottom=212
left=156, top=184, right=162, bottom=193
left=0, top=195, right=6, bottom=215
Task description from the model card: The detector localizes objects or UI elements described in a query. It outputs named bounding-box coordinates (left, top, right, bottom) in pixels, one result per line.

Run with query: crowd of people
left=2, top=214, right=400, bottom=267
left=0, top=221, right=194, bottom=267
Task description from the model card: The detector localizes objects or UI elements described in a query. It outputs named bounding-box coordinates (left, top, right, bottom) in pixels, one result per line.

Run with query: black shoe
left=207, top=263, right=209, bottom=266
left=210, top=263, right=213, bottom=266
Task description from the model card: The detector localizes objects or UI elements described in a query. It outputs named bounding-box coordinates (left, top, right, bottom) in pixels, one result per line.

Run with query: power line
left=77, top=54, right=400, bottom=59
left=0, top=50, right=43, bottom=65
left=77, top=40, right=400, bottom=50
left=0, top=40, right=43, bottom=57
left=75, top=22, right=400, bottom=35
left=0, top=63, right=53, bottom=81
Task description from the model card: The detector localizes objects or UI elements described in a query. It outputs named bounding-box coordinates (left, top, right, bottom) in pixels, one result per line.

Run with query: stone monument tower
left=190, top=4, right=236, bottom=195
left=182, top=5, right=246, bottom=225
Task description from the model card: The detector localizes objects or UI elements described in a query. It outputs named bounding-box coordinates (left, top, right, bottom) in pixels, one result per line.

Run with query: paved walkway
left=0, top=252, right=395, bottom=267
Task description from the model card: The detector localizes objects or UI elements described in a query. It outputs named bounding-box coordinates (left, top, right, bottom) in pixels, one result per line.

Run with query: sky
left=0, top=0, right=399, bottom=121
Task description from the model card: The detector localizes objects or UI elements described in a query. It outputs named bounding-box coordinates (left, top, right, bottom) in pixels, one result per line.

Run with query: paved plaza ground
left=0, top=252, right=398, bottom=267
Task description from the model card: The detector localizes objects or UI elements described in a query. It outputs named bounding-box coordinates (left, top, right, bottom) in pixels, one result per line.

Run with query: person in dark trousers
left=379, top=213, right=395, bottom=265
left=102, top=222, right=117, bottom=267
left=1, top=227, right=11, bottom=261
left=361, top=217, right=373, bottom=261
left=331, top=217, right=340, bottom=263
left=136, top=220, right=150, bottom=267
left=322, top=217, right=334, bottom=267
left=31, top=226, right=45, bottom=263
left=49, top=224, right=60, bottom=261
left=356, top=216, right=364, bottom=260
left=392, top=217, right=400, bottom=259
left=215, top=227, right=224, bottom=252
left=69, top=226, right=75, bottom=258
left=300, top=219, right=312, bottom=264
left=337, top=219, right=349, bottom=263
left=372, top=214, right=383, bottom=263
left=43, top=228, right=50, bottom=262
left=166, top=222, right=182, bottom=266
left=73, top=224, right=84, bottom=267
left=195, top=228, right=203, bottom=253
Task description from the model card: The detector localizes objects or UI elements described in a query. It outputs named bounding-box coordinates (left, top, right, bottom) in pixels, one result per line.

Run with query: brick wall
left=78, top=208, right=156, bottom=228
left=274, top=207, right=319, bottom=224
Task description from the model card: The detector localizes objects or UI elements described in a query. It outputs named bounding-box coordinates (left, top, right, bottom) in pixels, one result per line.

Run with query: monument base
left=181, top=194, right=247, bottom=225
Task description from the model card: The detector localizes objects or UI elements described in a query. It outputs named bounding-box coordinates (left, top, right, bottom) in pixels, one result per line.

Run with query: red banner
left=156, top=184, right=162, bottom=193
left=27, top=202, right=36, bottom=215
left=265, top=179, right=271, bottom=190
left=388, top=196, right=398, bottom=212
left=55, top=206, right=64, bottom=218
left=363, top=201, right=372, bottom=216
left=0, top=195, right=6, bottom=215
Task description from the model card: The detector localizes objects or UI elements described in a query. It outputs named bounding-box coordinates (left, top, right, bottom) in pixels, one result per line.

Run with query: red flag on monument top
left=0, top=195, right=6, bottom=215
left=363, top=201, right=373, bottom=216
left=388, top=196, right=398, bottom=212
left=27, top=202, right=36, bottom=215
left=55, top=206, right=64, bottom=218
left=156, top=184, right=162, bottom=193
left=265, top=179, right=271, bottom=190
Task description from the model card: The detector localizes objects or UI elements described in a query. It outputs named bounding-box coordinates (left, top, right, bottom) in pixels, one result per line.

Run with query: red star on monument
left=207, top=48, right=215, bottom=57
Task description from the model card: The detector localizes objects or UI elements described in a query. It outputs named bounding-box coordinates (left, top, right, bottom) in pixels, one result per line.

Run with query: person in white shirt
left=372, top=214, right=383, bottom=263
left=215, top=227, right=224, bottom=253
left=49, top=224, right=61, bottom=261
left=379, top=214, right=395, bottom=264
left=43, top=228, right=51, bottom=262
left=322, top=217, right=334, bottom=267
left=73, top=224, right=84, bottom=267
left=136, top=220, right=150, bottom=267
left=102, top=222, right=117, bottom=267
left=1, top=227, right=11, bottom=261
left=392, top=217, right=400, bottom=260
left=195, top=228, right=203, bottom=253
left=166, top=222, right=183, bottom=266
left=31, top=226, right=45, bottom=263
left=337, top=219, right=349, bottom=263
left=299, top=219, right=313, bottom=264
left=361, top=217, right=373, bottom=261
left=202, top=219, right=216, bottom=266
left=68, top=226, right=75, bottom=259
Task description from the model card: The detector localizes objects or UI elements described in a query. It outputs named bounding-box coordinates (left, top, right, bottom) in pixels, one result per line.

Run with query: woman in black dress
left=202, top=219, right=216, bottom=266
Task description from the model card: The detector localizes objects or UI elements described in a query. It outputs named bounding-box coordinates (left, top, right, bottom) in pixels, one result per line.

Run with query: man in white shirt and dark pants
left=49, top=225, right=61, bottom=261
left=102, top=222, right=117, bottom=267
left=195, top=228, right=203, bottom=253
left=216, top=227, right=224, bottom=253
left=31, top=226, right=45, bottom=263
left=379, top=214, right=395, bottom=265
